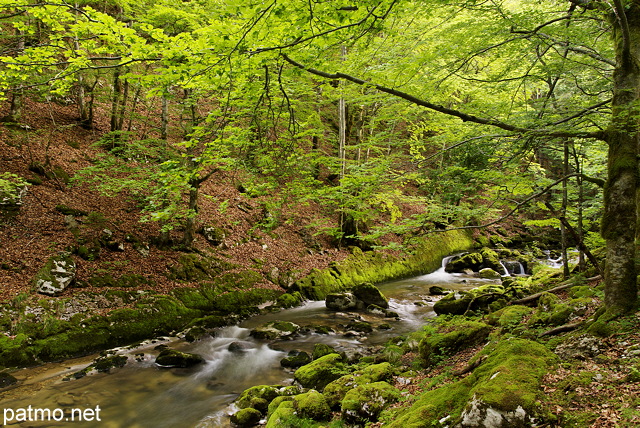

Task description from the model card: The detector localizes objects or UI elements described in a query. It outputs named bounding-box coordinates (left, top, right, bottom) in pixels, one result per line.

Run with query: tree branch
left=281, top=53, right=605, bottom=140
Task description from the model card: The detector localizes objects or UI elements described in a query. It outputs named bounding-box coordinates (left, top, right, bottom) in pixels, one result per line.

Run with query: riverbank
left=0, top=230, right=472, bottom=368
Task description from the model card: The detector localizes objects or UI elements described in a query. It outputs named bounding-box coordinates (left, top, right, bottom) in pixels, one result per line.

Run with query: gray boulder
left=34, top=253, right=76, bottom=296
left=326, top=293, right=358, bottom=311
left=352, top=283, right=389, bottom=309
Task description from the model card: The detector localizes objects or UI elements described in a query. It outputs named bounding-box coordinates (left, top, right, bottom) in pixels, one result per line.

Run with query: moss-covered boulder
left=434, top=284, right=506, bottom=315
left=294, top=353, right=347, bottom=390
left=341, top=381, right=401, bottom=424
left=250, top=321, right=299, bottom=340
left=323, top=362, right=394, bottom=408
left=529, top=296, right=593, bottom=327
left=265, top=401, right=295, bottom=428
left=155, top=349, right=204, bottom=368
left=419, top=320, right=491, bottom=366
left=275, top=291, right=303, bottom=309
left=280, top=350, right=312, bottom=368
left=230, top=407, right=262, bottom=427
left=326, top=292, right=358, bottom=310
left=445, top=252, right=483, bottom=273
left=478, top=268, right=501, bottom=279
left=293, top=390, right=331, bottom=421
left=386, top=339, right=557, bottom=427
left=312, top=343, right=336, bottom=360
left=487, top=305, right=534, bottom=331
left=33, top=252, right=76, bottom=296
left=479, top=247, right=503, bottom=272
left=236, top=385, right=281, bottom=411
left=352, top=283, right=389, bottom=309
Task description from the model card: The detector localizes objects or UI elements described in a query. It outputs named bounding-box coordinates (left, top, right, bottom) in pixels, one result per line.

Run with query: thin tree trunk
left=561, top=140, right=570, bottom=278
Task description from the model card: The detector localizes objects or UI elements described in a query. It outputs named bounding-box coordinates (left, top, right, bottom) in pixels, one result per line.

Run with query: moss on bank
left=291, top=230, right=473, bottom=300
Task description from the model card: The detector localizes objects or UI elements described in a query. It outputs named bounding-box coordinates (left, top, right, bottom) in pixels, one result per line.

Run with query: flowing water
left=0, top=257, right=499, bottom=428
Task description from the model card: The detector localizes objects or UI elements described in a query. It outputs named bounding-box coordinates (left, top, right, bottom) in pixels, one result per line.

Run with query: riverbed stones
left=352, top=282, right=389, bottom=309
left=280, top=350, right=312, bottom=368
left=294, top=353, right=347, bottom=390
left=34, top=252, right=76, bottom=296
left=326, top=292, right=358, bottom=310
left=0, top=372, right=17, bottom=388
left=155, top=349, right=204, bottom=368
left=250, top=320, right=299, bottom=340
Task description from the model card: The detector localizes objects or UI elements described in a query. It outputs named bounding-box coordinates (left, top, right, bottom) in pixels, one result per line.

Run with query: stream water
left=0, top=257, right=500, bottom=428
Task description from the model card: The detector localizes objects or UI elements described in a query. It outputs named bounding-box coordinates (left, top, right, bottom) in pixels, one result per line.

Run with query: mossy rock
left=267, top=395, right=294, bottom=418
left=0, top=371, right=18, bottom=388
left=93, top=354, right=128, bottom=372
left=155, top=349, right=204, bottom=368
left=419, top=320, right=491, bottom=366
left=385, top=339, right=557, bottom=427
left=529, top=297, right=593, bottom=327
left=486, top=305, right=534, bottom=330
left=236, top=385, right=281, bottom=411
left=293, top=390, right=331, bottom=421
left=352, top=283, right=389, bottom=309
left=445, top=252, right=483, bottom=273
left=275, top=291, right=303, bottom=309
left=251, top=321, right=299, bottom=340
left=478, top=268, right=501, bottom=279
left=33, top=252, right=76, bottom=296
left=294, top=353, right=348, bottom=391
left=325, top=292, right=358, bottom=311
left=323, top=362, right=394, bottom=408
left=230, top=407, right=262, bottom=427
left=433, top=292, right=473, bottom=316
left=265, top=401, right=296, bottom=428
left=341, top=381, right=401, bottom=424
left=434, top=284, right=506, bottom=315
left=479, top=247, right=502, bottom=272
left=167, top=254, right=235, bottom=281
left=281, top=350, right=312, bottom=368
left=312, top=343, right=336, bottom=360
left=346, top=320, right=374, bottom=333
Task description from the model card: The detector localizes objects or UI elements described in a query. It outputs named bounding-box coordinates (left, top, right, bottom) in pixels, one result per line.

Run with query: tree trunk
left=602, top=6, right=640, bottom=313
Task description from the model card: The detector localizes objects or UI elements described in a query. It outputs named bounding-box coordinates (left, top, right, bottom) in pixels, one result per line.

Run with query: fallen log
left=510, top=275, right=601, bottom=306
left=538, top=321, right=583, bottom=337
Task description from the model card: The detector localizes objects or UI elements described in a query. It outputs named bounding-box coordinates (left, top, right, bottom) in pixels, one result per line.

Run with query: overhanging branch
left=281, top=53, right=605, bottom=140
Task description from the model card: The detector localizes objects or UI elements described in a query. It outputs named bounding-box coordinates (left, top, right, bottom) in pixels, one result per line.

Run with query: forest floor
left=0, top=98, right=359, bottom=304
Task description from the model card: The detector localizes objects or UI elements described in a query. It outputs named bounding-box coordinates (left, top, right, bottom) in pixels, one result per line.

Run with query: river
left=0, top=257, right=500, bottom=428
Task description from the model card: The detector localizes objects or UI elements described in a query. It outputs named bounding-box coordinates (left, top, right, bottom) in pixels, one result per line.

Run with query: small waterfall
left=500, top=260, right=526, bottom=276
left=417, top=254, right=461, bottom=283
left=499, top=261, right=510, bottom=276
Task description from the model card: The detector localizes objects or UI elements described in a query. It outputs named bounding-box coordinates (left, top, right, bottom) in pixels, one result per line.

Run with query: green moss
left=291, top=230, right=472, bottom=300
left=312, top=343, right=336, bottom=360
left=230, top=407, right=262, bottom=427
left=265, top=401, right=296, bottom=428
left=470, top=339, right=558, bottom=412
left=294, top=353, right=348, bottom=391
left=167, top=254, right=236, bottom=281
left=276, top=291, right=303, bottom=308
left=237, top=385, right=281, bottom=410
left=487, top=305, right=534, bottom=330
left=386, top=339, right=556, bottom=427
left=341, top=381, right=401, bottom=424
left=323, top=362, right=394, bottom=408
left=419, top=319, right=491, bottom=366
left=267, top=396, right=294, bottom=418
left=293, top=390, right=331, bottom=421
